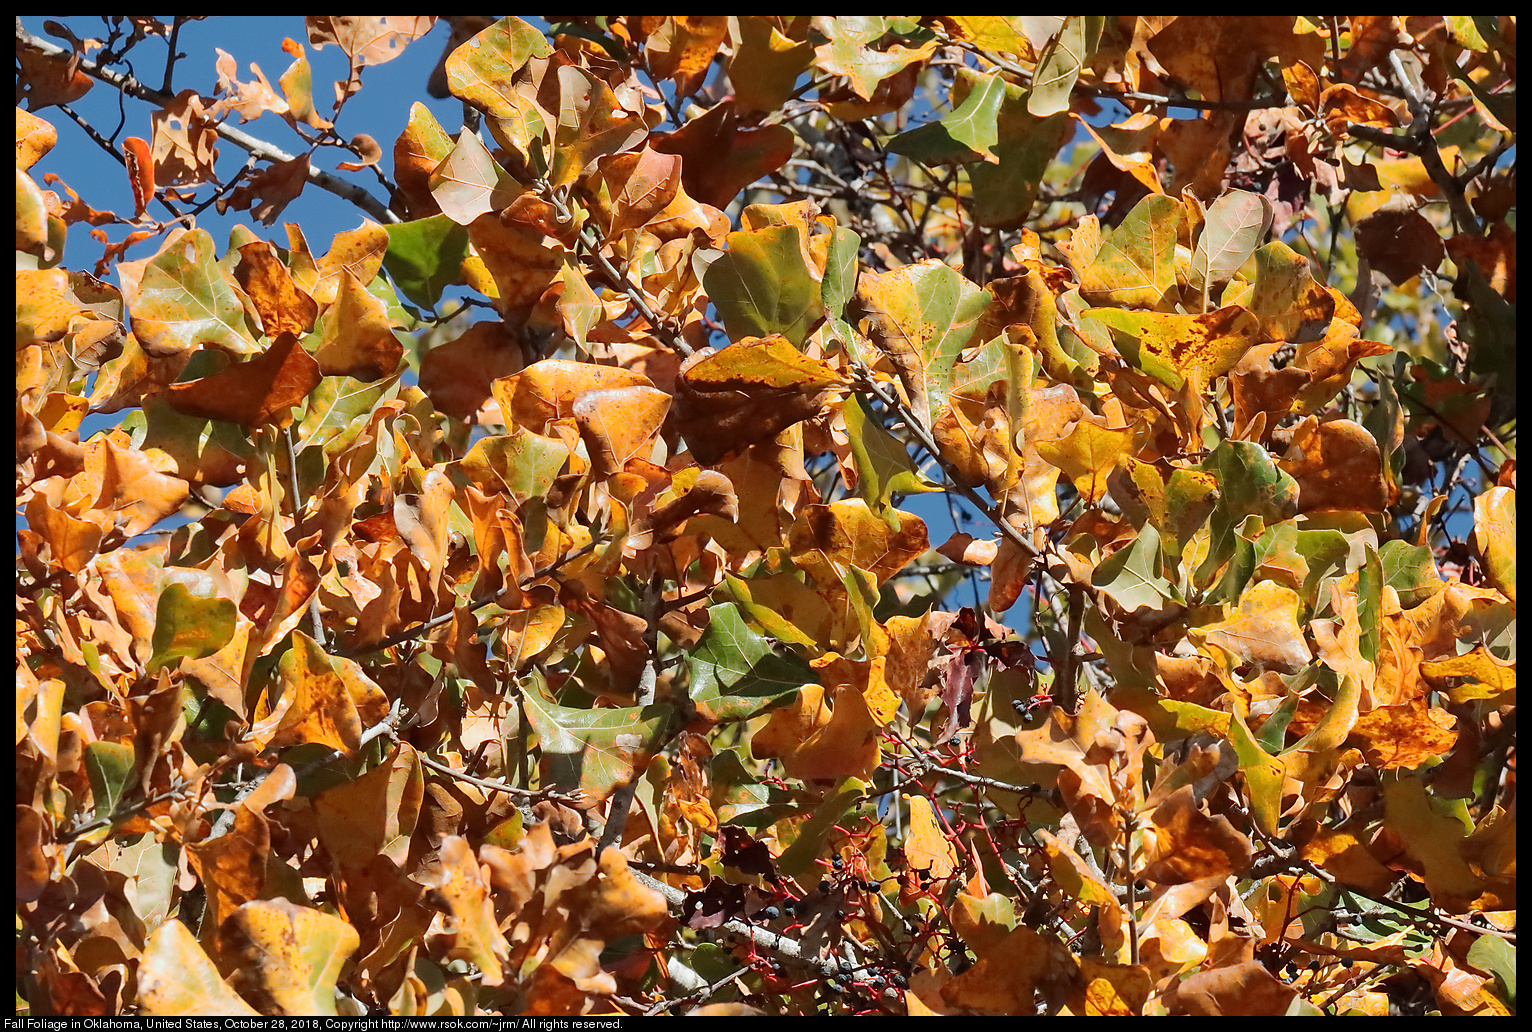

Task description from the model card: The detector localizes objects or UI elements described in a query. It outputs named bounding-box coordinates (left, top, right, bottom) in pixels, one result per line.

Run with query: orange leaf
left=425, top=836, right=510, bottom=985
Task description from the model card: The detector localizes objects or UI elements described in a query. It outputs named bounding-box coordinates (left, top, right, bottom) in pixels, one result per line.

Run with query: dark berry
left=762, top=905, right=780, bottom=920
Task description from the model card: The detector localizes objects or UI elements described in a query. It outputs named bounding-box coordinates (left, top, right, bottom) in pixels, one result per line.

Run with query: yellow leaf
left=905, top=793, right=958, bottom=879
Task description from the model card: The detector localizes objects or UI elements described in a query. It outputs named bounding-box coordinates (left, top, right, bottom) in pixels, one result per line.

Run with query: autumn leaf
left=904, top=793, right=958, bottom=878
left=853, top=260, right=992, bottom=427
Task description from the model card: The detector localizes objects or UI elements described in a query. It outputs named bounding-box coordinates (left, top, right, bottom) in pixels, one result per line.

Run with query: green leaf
left=703, top=223, right=823, bottom=346
left=521, top=673, right=676, bottom=799
left=383, top=215, right=470, bottom=309
left=820, top=226, right=861, bottom=322
left=1296, top=527, right=1357, bottom=606
left=1255, top=693, right=1299, bottom=754
left=149, top=577, right=236, bottom=675
left=969, top=113, right=1073, bottom=230
left=483, top=811, right=524, bottom=850
left=444, top=16, right=554, bottom=121
left=1460, top=261, right=1516, bottom=393
left=1093, top=523, right=1180, bottom=614
left=842, top=393, right=940, bottom=525
left=1226, top=712, right=1282, bottom=836
left=456, top=427, right=570, bottom=505
left=1467, top=933, right=1515, bottom=1011
left=297, top=374, right=398, bottom=457
left=136, top=392, right=255, bottom=487
left=1203, top=439, right=1300, bottom=524
left=129, top=229, right=260, bottom=357
left=773, top=777, right=869, bottom=877
left=1358, top=545, right=1383, bottom=663
left=1028, top=16, right=1086, bottom=117
left=1188, top=190, right=1273, bottom=312
left=84, top=741, right=136, bottom=819
left=1075, top=193, right=1180, bottom=308
left=1377, top=539, right=1443, bottom=609
left=853, top=260, right=991, bottom=427
left=887, top=69, right=1008, bottom=165
left=688, top=603, right=814, bottom=723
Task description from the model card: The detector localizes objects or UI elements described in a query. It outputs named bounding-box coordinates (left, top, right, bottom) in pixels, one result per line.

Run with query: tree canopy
left=16, top=15, right=1516, bottom=1017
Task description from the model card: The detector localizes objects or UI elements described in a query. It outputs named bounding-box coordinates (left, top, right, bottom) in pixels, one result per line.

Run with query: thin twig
left=336, top=533, right=604, bottom=658
left=849, top=363, right=1039, bottom=563
left=1344, top=122, right=1481, bottom=236
left=416, top=749, right=585, bottom=806
left=596, top=575, right=670, bottom=856
left=541, top=184, right=694, bottom=358
left=57, top=778, right=194, bottom=843
left=160, top=15, right=186, bottom=96
left=644, top=963, right=748, bottom=1016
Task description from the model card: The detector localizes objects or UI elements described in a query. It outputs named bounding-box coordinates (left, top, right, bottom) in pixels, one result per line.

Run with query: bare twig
left=596, top=575, right=669, bottom=856
left=336, top=533, right=604, bottom=659
left=849, top=363, right=1039, bottom=563
left=58, top=778, right=194, bottom=843
left=541, top=185, right=695, bottom=358
left=644, top=963, right=748, bottom=1016
left=416, top=749, right=585, bottom=806
left=1344, top=122, right=1481, bottom=236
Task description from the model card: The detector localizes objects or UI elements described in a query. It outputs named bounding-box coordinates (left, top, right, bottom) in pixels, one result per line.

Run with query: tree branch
left=630, top=867, right=847, bottom=982
left=17, top=22, right=398, bottom=225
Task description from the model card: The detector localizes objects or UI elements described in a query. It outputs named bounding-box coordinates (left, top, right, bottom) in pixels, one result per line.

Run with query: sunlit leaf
left=853, top=260, right=991, bottom=427
left=521, top=673, right=676, bottom=800
left=382, top=214, right=470, bottom=308
left=687, top=603, right=813, bottom=723
left=904, top=793, right=959, bottom=878
left=127, top=229, right=261, bottom=357
left=137, top=919, right=259, bottom=1016
left=149, top=577, right=236, bottom=674
left=225, top=899, right=361, bottom=1015
left=703, top=223, right=823, bottom=346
